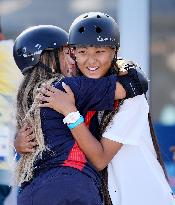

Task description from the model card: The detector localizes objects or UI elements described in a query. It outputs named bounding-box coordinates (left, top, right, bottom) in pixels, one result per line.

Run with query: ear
left=110, top=47, right=116, bottom=58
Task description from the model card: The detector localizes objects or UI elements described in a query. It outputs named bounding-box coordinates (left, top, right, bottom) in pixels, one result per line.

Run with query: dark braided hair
left=99, top=100, right=123, bottom=205
left=99, top=54, right=121, bottom=205
left=148, top=113, right=168, bottom=179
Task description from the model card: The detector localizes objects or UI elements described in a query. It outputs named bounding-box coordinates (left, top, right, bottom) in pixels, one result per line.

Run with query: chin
left=86, top=74, right=103, bottom=79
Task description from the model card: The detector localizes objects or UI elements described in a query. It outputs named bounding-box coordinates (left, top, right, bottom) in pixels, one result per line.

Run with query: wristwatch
left=63, top=111, right=81, bottom=124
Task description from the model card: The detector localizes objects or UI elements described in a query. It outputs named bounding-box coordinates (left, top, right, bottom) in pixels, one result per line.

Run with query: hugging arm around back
left=71, top=123, right=123, bottom=170
left=70, top=95, right=148, bottom=171
left=48, top=69, right=147, bottom=116
left=52, top=71, right=148, bottom=170
left=54, top=75, right=123, bottom=115
left=14, top=68, right=147, bottom=154
left=35, top=71, right=148, bottom=169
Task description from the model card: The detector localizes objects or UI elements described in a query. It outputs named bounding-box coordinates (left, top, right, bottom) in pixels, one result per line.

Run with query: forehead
left=75, top=45, right=114, bottom=49
left=76, top=45, right=113, bottom=48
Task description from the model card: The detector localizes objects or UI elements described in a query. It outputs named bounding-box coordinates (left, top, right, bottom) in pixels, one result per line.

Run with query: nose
left=86, top=54, right=96, bottom=65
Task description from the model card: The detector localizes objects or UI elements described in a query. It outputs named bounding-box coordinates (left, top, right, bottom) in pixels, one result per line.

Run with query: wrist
left=62, top=106, right=78, bottom=116
left=67, top=115, right=84, bottom=130
left=63, top=110, right=81, bottom=125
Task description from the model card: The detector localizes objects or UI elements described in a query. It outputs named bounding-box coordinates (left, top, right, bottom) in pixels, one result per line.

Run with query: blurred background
left=0, top=0, right=175, bottom=204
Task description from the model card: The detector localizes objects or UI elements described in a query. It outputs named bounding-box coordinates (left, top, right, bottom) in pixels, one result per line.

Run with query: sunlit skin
left=15, top=46, right=126, bottom=153
left=74, top=46, right=116, bottom=79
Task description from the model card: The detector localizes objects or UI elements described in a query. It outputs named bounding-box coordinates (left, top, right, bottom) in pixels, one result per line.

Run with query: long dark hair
left=99, top=59, right=168, bottom=205
left=99, top=58, right=121, bottom=205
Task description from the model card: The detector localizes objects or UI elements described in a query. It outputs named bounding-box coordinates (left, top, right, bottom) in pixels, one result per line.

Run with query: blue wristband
left=67, top=115, right=84, bottom=130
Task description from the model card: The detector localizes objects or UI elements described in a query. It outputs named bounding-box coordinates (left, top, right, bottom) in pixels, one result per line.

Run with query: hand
left=14, top=124, right=37, bottom=154
left=117, top=58, right=137, bottom=76
left=37, top=82, right=77, bottom=116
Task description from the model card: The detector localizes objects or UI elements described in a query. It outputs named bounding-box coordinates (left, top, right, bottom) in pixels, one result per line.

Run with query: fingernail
left=62, top=82, right=66, bottom=87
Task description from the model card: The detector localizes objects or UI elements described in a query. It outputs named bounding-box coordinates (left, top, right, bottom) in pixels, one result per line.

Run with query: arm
left=37, top=62, right=148, bottom=114
left=37, top=76, right=126, bottom=115
left=70, top=122, right=122, bottom=170
left=39, top=88, right=148, bottom=170
left=65, top=95, right=149, bottom=170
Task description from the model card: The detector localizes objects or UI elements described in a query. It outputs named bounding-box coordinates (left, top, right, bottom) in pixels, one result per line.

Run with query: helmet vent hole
left=105, top=14, right=109, bottom=17
left=17, top=49, right=22, bottom=56
left=95, top=26, right=102, bottom=33
left=84, top=15, right=88, bottom=18
left=97, top=15, right=101, bottom=18
left=79, top=27, right=85, bottom=33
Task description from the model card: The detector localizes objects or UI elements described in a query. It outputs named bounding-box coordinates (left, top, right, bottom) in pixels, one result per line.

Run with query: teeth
left=88, top=67, right=98, bottom=71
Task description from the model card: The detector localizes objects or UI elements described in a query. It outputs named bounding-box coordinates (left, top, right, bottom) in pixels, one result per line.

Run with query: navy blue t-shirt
left=34, top=75, right=117, bottom=181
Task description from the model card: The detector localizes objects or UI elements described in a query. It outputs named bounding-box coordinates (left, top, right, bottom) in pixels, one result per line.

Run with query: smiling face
left=74, top=46, right=116, bottom=79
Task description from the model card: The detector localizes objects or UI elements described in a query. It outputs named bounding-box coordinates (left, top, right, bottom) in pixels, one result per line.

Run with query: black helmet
left=13, top=25, right=68, bottom=73
left=69, top=12, right=120, bottom=48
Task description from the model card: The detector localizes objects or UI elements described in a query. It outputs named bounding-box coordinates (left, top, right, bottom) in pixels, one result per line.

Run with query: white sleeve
left=102, top=94, right=149, bottom=145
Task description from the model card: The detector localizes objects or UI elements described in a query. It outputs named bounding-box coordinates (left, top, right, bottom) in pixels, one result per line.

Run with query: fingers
left=22, top=140, right=38, bottom=153
left=37, top=84, right=57, bottom=97
left=62, top=82, right=74, bottom=97
left=16, top=126, right=33, bottom=139
left=26, top=134, right=35, bottom=142
left=38, top=88, right=52, bottom=97
left=28, top=141, right=38, bottom=148
left=22, top=147, right=35, bottom=153
left=39, top=102, right=51, bottom=108
left=21, top=144, right=37, bottom=153
left=36, top=94, right=50, bottom=103
left=15, top=138, right=38, bottom=154
left=25, top=127, right=33, bottom=136
left=19, top=124, right=30, bottom=133
left=41, top=83, right=58, bottom=93
left=15, top=126, right=38, bottom=154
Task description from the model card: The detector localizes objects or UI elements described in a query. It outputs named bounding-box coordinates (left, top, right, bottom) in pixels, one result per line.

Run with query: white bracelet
left=63, top=111, right=81, bottom=124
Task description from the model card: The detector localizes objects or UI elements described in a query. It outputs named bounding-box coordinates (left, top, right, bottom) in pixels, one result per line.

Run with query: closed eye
left=78, top=50, right=86, bottom=54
